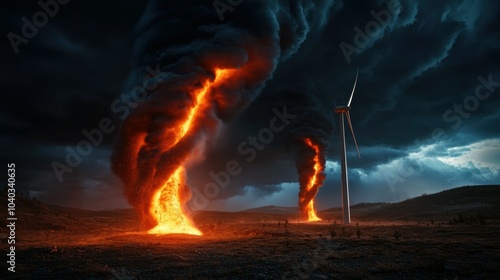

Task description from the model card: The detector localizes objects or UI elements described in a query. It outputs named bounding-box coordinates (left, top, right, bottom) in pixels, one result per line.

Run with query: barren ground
left=1, top=185, right=500, bottom=279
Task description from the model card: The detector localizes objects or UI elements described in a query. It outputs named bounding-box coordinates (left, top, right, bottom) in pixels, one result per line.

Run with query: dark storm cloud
left=2, top=0, right=499, bottom=211
left=191, top=0, right=500, bottom=209
left=1, top=0, right=145, bottom=209
left=1, top=0, right=144, bottom=142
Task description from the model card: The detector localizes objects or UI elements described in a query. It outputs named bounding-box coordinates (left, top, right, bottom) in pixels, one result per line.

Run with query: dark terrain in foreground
left=1, top=185, right=499, bottom=279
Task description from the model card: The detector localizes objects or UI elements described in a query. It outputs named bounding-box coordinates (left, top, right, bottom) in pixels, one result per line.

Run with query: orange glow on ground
left=304, top=138, right=322, bottom=222
left=148, top=69, right=233, bottom=236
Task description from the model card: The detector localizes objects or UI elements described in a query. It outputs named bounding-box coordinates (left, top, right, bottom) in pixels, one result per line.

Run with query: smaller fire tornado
left=298, top=138, right=326, bottom=221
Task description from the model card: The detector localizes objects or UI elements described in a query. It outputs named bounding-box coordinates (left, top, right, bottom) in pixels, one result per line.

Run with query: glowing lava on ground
left=302, top=138, right=323, bottom=222
left=148, top=69, right=233, bottom=235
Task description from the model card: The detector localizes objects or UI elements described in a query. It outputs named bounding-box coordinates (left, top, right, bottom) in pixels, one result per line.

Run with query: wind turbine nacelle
left=334, top=106, right=351, bottom=113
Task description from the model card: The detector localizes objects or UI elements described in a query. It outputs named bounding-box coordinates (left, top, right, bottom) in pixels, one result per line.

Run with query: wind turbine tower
left=334, top=69, right=361, bottom=224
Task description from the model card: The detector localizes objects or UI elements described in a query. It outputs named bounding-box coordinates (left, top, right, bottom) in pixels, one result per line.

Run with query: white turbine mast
left=334, top=68, right=361, bottom=224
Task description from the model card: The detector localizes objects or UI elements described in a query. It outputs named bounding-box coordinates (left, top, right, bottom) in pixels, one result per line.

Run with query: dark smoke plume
left=283, top=88, right=334, bottom=219
left=112, top=0, right=334, bottom=228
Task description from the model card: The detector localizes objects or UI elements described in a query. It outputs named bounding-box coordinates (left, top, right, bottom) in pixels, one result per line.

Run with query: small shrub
left=427, top=257, right=446, bottom=273
left=477, top=213, right=486, bottom=225
left=394, top=230, right=402, bottom=240
left=458, top=213, right=465, bottom=223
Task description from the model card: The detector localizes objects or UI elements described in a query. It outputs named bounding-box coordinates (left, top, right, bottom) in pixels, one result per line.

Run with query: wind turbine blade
left=346, top=111, right=361, bottom=159
left=347, top=68, right=359, bottom=107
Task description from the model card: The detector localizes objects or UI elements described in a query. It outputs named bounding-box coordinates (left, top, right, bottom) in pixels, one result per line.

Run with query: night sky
left=2, top=0, right=499, bottom=211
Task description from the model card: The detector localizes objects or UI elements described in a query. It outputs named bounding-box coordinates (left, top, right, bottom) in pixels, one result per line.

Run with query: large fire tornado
left=112, top=0, right=334, bottom=234
left=147, top=69, right=233, bottom=235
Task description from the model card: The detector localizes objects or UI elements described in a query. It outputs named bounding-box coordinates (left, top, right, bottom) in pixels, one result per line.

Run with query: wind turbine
left=334, top=69, right=361, bottom=224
